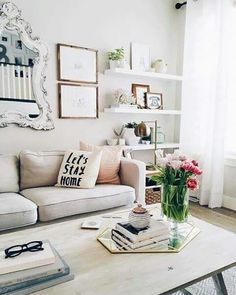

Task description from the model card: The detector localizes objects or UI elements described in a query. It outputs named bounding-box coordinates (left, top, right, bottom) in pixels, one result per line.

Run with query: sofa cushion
left=21, top=185, right=135, bottom=221
left=20, top=150, right=65, bottom=190
left=56, top=150, right=102, bottom=189
left=0, top=193, right=37, bottom=231
left=0, top=155, right=19, bottom=193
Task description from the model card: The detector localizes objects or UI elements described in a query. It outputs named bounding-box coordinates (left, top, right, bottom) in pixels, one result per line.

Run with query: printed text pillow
left=56, top=150, right=102, bottom=189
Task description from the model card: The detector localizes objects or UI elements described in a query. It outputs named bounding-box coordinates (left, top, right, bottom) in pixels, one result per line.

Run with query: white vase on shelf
left=153, top=59, right=168, bottom=73
left=109, top=60, right=130, bottom=70
left=123, top=128, right=140, bottom=146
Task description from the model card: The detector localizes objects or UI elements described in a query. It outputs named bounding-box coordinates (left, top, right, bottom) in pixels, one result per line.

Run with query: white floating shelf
left=104, top=108, right=181, bottom=115
left=128, top=143, right=180, bottom=151
left=104, top=69, right=183, bottom=82
left=145, top=185, right=161, bottom=189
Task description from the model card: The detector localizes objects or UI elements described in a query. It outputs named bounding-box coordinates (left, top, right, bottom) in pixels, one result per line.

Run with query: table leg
left=181, top=290, right=193, bottom=295
left=212, top=273, right=228, bottom=295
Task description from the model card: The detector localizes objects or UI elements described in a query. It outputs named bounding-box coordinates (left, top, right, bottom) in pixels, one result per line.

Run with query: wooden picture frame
left=57, top=43, right=98, bottom=84
left=131, top=83, right=150, bottom=108
left=58, top=83, right=98, bottom=119
left=145, top=92, right=163, bottom=110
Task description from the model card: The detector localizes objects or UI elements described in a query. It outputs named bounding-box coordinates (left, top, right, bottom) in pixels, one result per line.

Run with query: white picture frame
left=57, top=44, right=98, bottom=84
left=59, top=83, right=98, bottom=119
left=131, top=42, right=150, bottom=72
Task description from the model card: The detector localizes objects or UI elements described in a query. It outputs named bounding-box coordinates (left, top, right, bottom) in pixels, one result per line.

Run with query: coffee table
left=0, top=204, right=235, bottom=295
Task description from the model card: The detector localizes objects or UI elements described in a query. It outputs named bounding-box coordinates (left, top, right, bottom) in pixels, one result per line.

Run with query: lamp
left=135, top=120, right=158, bottom=165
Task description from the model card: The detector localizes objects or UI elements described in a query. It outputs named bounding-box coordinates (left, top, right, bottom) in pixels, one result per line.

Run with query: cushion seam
left=0, top=208, right=37, bottom=215
left=21, top=190, right=134, bottom=207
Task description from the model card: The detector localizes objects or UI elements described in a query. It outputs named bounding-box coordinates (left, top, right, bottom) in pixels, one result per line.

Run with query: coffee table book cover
left=8, top=274, right=74, bottom=295
left=0, top=242, right=55, bottom=275
left=0, top=241, right=71, bottom=294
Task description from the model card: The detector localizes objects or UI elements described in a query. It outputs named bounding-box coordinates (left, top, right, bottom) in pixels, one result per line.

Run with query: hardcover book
left=112, top=235, right=165, bottom=251
left=0, top=242, right=55, bottom=275
left=9, top=273, right=74, bottom=295
left=111, top=229, right=169, bottom=250
left=115, top=219, right=169, bottom=243
left=0, top=243, right=70, bottom=294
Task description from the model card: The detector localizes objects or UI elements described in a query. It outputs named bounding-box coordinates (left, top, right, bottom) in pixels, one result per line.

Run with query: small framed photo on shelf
left=145, top=92, right=163, bottom=110
left=132, top=83, right=150, bottom=108
left=57, top=43, right=98, bottom=84
left=131, top=42, right=150, bottom=72
left=58, top=83, right=98, bottom=119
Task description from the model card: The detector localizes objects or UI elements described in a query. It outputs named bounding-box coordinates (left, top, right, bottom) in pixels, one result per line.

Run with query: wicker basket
left=145, top=188, right=161, bottom=205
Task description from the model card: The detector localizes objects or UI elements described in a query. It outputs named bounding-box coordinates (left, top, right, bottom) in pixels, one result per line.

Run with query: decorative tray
left=97, top=221, right=200, bottom=254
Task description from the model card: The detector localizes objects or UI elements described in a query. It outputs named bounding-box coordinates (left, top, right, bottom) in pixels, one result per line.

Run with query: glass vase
left=161, top=185, right=189, bottom=248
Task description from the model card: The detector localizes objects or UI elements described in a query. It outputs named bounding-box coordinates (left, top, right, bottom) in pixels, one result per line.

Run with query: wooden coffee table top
left=0, top=205, right=236, bottom=295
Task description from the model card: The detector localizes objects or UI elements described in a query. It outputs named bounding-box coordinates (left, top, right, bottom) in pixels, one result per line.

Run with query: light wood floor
left=190, top=202, right=236, bottom=233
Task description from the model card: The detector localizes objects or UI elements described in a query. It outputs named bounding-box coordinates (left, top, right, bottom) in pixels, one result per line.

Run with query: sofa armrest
left=120, top=158, right=145, bottom=205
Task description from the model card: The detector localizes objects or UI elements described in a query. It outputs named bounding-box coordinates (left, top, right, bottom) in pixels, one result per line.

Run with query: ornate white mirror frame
left=0, top=2, right=54, bottom=130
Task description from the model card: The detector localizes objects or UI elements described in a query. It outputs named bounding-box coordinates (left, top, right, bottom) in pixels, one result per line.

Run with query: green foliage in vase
left=108, top=47, right=125, bottom=61
left=162, top=185, right=189, bottom=222
left=151, top=153, right=203, bottom=222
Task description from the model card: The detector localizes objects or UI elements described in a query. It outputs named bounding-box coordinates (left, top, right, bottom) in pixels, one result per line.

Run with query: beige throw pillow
left=0, top=155, right=19, bottom=193
left=80, top=141, right=123, bottom=185
left=56, top=150, right=102, bottom=189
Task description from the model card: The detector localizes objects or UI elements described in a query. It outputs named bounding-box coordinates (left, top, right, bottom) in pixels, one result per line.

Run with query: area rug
left=174, top=267, right=236, bottom=295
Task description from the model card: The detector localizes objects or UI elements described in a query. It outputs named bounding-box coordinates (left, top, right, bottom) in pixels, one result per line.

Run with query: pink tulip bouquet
left=152, top=153, right=202, bottom=222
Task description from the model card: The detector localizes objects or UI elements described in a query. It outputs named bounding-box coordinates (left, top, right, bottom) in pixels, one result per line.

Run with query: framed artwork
left=145, top=92, right=163, bottom=110
left=131, top=43, right=150, bottom=71
left=57, top=43, right=98, bottom=84
left=58, top=83, right=98, bottom=119
left=132, top=83, right=150, bottom=108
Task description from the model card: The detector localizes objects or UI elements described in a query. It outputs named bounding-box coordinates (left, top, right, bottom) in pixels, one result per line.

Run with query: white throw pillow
left=56, top=150, right=102, bottom=189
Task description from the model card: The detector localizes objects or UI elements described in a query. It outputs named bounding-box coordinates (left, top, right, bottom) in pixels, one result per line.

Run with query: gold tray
left=97, top=222, right=200, bottom=254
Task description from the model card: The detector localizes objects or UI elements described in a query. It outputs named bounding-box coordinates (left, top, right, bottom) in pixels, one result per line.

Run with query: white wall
left=0, top=0, right=185, bottom=158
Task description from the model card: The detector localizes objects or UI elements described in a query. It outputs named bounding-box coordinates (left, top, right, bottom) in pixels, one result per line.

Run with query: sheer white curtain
left=180, top=0, right=236, bottom=208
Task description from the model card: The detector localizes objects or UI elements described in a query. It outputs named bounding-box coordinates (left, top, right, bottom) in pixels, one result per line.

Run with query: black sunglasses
left=5, top=241, right=44, bottom=259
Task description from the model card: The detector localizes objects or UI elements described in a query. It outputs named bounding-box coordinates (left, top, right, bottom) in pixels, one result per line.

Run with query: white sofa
left=0, top=151, right=145, bottom=231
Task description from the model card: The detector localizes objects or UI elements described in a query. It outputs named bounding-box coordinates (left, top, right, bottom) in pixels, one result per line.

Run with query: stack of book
left=0, top=241, right=73, bottom=294
left=111, top=220, right=170, bottom=251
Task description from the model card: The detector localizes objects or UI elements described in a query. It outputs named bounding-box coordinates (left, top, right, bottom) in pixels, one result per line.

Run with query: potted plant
left=108, top=47, right=125, bottom=69
left=113, top=126, right=125, bottom=145
left=123, top=122, right=140, bottom=146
